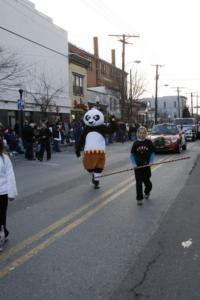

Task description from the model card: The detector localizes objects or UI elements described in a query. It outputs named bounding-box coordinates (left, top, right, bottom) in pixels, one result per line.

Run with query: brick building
left=69, top=37, right=127, bottom=120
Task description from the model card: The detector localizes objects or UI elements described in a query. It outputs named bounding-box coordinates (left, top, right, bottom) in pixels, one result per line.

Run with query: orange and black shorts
left=83, top=150, right=106, bottom=170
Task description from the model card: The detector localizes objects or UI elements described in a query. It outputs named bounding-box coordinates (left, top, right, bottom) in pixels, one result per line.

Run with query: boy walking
left=130, top=126, right=155, bottom=206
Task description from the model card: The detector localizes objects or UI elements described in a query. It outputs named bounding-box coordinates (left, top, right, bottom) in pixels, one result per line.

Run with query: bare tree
left=130, top=70, right=146, bottom=101
left=26, top=73, right=63, bottom=117
left=0, top=47, right=25, bottom=93
left=129, top=69, right=146, bottom=123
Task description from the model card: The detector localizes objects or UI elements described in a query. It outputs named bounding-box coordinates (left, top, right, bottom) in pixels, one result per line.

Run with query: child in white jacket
left=0, top=137, right=18, bottom=250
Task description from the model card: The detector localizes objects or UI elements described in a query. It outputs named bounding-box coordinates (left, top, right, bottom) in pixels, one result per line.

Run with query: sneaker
left=144, top=193, right=150, bottom=200
left=137, top=199, right=143, bottom=206
left=94, top=180, right=100, bottom=189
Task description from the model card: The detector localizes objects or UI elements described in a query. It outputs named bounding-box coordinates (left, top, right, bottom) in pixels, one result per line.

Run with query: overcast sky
left=31, top=0, right=200, bottom=104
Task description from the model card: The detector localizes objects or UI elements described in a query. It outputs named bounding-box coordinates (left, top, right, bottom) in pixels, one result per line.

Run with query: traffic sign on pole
left=17, top=99, right=25, bottom=110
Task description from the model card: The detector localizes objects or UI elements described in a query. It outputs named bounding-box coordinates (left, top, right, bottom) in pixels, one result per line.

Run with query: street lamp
left=17, top=88, right=25, bottom=137
left=125, top=60, right=141, bottom=71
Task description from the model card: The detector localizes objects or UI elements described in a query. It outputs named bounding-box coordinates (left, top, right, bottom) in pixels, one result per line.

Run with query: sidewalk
left=11, top=141, right=131, bottom=162
left=112, top=154, right=200, bottom=300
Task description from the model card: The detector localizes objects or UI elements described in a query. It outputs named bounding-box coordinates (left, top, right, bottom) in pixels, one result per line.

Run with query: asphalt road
left=0, top=141, right=199, bottom=300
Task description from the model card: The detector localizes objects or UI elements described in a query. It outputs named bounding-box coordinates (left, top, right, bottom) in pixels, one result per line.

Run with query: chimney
left=111, top=49, right=116, bottom=66
left=93, top=37, right=99, bottom=57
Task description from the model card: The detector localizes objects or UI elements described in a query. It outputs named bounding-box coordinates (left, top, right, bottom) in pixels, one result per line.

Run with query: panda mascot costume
left=75, top=108, right=116, bottom=189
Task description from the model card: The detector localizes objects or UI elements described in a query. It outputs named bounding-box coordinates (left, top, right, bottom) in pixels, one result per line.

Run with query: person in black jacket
left=130, top=126, right=155, bottom=205
left=53, top=125, right=61, bottom=152
left=38, top=121, right=52, bottom=161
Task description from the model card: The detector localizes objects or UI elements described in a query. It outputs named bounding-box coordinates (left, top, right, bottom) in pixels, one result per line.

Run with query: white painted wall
left=142, top=96, right=187, bottom=120
left=0, top=0, right=69, bottom=113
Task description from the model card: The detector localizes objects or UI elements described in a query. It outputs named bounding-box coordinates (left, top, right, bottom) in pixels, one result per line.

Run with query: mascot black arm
left=75, top=129, right=87, bottom=156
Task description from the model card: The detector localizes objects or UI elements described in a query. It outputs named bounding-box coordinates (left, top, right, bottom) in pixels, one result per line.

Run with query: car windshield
left=174, top=118, right=195, bottom=125
left=151, top=124, right=178, bottom=135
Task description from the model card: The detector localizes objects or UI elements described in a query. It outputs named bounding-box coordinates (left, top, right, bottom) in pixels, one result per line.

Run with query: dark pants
left=24, top=141, right=34, bottom=160
left=53, top=140, right=61, bottom=152
left=0, top=194, right=9, bottom=237
left=134, top=167, right=152, bottom=200
left=38, top=140, right=51, bottom=160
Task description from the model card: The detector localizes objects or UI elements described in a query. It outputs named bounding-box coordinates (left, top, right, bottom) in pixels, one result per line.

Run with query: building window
left=73, top=73, right=84, bottom=96
left=100, top=62, right=106, bottom=74
left=174, top=101, right=176, bottom=108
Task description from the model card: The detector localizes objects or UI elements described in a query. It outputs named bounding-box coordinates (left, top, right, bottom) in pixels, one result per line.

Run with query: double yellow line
left=0, top=157, right=168, bottom=279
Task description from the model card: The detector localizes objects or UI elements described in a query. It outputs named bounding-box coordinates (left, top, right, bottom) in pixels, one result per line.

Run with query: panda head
left=83, top=108, right=104, bottom=127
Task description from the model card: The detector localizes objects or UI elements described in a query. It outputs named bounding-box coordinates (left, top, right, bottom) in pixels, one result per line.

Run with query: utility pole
left=109, top=34, right=140, bottom=121
left=177, top=87, right=180, bottom=118
left=151, top=64, right=164, bottom=124
left=191, top=92, right=194, bottom=117
left=196, top=93, right=198, bottom=117
left=186, top=91, right=197, bottom=117
left=195, top=93, right=200, bottom=118
left=172, top=86, right=185, bottom=118
left=192, top=93, right=200, bottom=120
left=129, top=69, right=133, bottom=123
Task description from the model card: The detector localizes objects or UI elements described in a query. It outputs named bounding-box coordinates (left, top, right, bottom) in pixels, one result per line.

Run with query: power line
left=0, top=25, right=68, bottom=58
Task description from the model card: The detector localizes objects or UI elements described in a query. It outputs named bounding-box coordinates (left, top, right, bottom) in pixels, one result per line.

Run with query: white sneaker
left=144, top=193, right=150, bottom=200
left=137, top=199, right=143, bottom=206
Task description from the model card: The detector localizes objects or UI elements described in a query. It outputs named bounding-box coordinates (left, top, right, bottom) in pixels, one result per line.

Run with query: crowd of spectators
left=0, top=119, right=144, bottom=160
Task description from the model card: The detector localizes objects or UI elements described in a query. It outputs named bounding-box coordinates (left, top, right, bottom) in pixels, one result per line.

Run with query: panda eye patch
left=93, top=115, right=100, bottom=121
left=85, top=115, right=91, bottom=121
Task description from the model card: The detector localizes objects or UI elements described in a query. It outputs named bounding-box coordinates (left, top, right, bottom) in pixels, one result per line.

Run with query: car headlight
left=171, top=137, right=178, bottom=143
left=165, top=139, right=171, bottom=145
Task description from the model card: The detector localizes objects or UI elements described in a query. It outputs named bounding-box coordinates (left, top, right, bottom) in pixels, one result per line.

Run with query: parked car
left=174, top=118, right=198, bottom=141
left=148, top=123, right=187, bottom=153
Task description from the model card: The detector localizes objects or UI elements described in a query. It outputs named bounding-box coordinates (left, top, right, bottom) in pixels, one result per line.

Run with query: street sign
left=17, top=99, right=25, bottom=110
